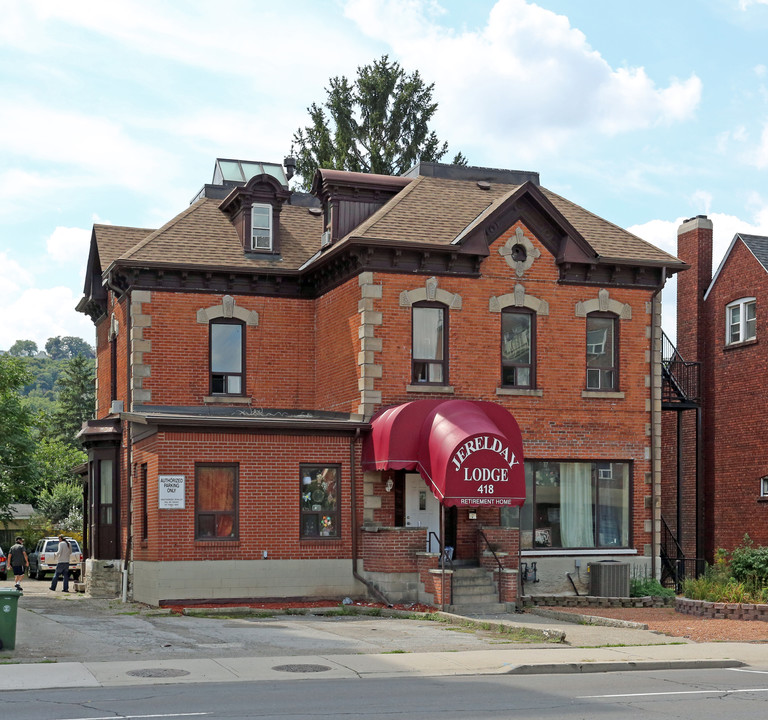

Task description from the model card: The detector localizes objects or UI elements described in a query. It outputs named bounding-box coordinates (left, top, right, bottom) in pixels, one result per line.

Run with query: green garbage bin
left=0, top=588, right=21, bottom=650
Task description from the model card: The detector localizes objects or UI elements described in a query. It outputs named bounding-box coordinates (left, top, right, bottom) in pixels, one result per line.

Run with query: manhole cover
left=272, top=664, right=332, bottom=673
left=126, top=668, right=191, bottom=678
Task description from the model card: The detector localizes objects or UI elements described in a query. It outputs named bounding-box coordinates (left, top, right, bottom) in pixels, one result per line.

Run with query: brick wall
left=702, top=239, right=768, bottom=552
left=129, top=429, right=361, bottom=563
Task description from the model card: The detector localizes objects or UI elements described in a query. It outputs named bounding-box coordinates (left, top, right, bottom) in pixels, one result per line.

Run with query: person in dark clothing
left=8, top=537, right=28, bottom=592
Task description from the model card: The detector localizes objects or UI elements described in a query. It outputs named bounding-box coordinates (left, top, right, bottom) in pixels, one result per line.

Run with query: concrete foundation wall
left=520, top=555, right=653, bottom=595
left=86, top=558, right=124, bottom=598
left=130, top=559, right=366, bottom=606
left=358, top=569, right=422, bottom=603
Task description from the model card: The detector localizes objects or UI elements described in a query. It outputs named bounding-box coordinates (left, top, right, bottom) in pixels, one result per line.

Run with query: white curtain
left=413, top=308, right=442, bottom=359
left=560, top=462, right=594, bottom=547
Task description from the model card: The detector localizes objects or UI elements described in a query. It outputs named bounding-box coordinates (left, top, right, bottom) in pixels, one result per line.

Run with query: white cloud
left=46, top=226, right=91, bottom=264
left=739, top=0, right=768, bottom=9
left=0, top=102, right=176, bottom=193
left=342, top=0, right=702, bottom=158
left=629, top=205, right=768, bottom=342
left=0, top=252, right=92, bottom=350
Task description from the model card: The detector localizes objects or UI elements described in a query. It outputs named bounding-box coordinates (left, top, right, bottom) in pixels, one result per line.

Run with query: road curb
left=527, top=607, right=650, bottom=630
left=503, top=659, right=746, bottom=674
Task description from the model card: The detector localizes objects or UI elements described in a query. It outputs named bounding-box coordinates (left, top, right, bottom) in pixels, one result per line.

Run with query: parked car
left=28, top=537, right=83, bottom=581
left=0, top=545, right=6, bottom=581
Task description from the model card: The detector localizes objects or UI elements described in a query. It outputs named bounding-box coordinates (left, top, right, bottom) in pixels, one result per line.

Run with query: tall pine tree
left=292, top=55, right=465, bottom=189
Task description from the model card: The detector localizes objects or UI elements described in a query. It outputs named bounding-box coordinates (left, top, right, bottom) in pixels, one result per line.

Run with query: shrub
left=630, top=576, right=675, bottom=598
left=682, top=537, right=768, bottom=603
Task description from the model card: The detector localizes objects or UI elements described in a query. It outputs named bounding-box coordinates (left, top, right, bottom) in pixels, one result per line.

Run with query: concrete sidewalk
left=1, top=580, right=765, bottom=690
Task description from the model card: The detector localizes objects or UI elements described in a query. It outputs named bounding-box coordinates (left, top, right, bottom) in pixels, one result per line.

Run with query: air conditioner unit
left=320, top=230, right=331, bottom=248
left=588, top=561, right=629, bottom=597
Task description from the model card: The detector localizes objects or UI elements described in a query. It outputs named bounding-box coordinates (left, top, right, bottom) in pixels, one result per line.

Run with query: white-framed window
left=761, top=476, right=768, bottom=497
left=251, top=203, right=272, bottom=251
left=586, top=313, right=618, bottom=390
left=726, top=297, right=756, bottom=345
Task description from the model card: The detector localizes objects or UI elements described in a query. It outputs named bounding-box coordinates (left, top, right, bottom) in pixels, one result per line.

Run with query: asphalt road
left=4, top=667, right=768, bottom=720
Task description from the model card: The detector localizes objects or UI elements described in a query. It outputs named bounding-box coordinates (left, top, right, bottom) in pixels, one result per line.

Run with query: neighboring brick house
left=76, top=159, right=685, bottom=607
left=665, top=216, right=768, bottom=566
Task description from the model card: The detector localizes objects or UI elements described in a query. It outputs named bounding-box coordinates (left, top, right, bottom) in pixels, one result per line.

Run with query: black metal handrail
left=661, top=331, right=701, bottom=404
left=660, top=515, right=704, bottom=592
left=427, top=531, right=453, bottom=568
left=477, top=528, right=504, bottom=604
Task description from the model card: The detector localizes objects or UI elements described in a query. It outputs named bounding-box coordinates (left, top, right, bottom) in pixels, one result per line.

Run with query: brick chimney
left=676, top=215, right=713, bottom=361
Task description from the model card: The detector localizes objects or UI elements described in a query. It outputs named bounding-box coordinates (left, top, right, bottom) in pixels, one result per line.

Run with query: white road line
left=579, top=687, right=768, bottom=699
left=728, top=667, right=768, bottom=675
left=58, top=714, right=210, bottom=720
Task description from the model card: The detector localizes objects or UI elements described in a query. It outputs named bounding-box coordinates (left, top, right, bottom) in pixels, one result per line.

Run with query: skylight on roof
left=213, top=159, right=288, bottom=186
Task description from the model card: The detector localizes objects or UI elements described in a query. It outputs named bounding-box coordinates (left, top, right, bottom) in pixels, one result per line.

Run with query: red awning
left=362, top=399, right=525, bottom=507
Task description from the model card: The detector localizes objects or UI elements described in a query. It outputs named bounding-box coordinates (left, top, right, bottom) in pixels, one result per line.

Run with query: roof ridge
left=94, top=223, right=155, bottom=232
left=343, top=175, right=424, bottom=240
left=120, top=199, right=211, bottom=261
left=541, top=187, right=681, bottom=262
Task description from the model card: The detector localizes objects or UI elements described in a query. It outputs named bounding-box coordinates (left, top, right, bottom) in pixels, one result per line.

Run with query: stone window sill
left=581, top=390, right=625, bottom=400
left=496, top=387, right=543, bottom=397
left=724, top=338, right=758, bottom=351
left=406, top=384, right=455, bottom=394
left=203, top=395, right=252, bottom=404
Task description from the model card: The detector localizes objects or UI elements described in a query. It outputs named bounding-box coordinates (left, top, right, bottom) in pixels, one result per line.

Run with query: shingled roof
left=94, top=225, right=154, bottom=272
left=116, top=199, right=323, bottom=271
left=92, top=165, right=685, bottom=286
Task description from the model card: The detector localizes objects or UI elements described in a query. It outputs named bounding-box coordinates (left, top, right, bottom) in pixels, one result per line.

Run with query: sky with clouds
left=3, top=0, right=768, bottom=351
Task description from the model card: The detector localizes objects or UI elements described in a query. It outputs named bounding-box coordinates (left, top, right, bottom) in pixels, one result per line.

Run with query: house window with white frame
left=251, top=203, right=272, bottom=251
left=726, top=298, right=756, bottom=345
left=586, top=312, right=618, bottom=390
left=761, top=475, right=768, bottom=498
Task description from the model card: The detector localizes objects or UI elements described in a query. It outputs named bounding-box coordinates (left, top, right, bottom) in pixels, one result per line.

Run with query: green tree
left=34, top=438, right=86, bottom=488
left=292, top=55, right=466, bottom=189
left=8, top=339, right=38, bottom=356
left=35, top=480, right=83, bottom=526
left=45, top=335, right=95, bottom=360
left=51, top=354, right=95, bottom=445
left=0, top=356, right=37, bottom=518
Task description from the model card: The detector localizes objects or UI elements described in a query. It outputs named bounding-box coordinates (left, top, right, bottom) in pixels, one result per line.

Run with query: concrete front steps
left=446, top=565, right=507, bottom=614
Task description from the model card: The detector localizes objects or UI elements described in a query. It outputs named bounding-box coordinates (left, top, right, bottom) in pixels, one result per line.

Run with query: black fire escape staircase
left=660, top=332, right=704, bottom=591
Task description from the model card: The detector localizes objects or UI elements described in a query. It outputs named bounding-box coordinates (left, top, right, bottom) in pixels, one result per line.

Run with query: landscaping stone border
left=523, top=595, right=674, bottom=608
left=676, top=596, right=768, bottom=621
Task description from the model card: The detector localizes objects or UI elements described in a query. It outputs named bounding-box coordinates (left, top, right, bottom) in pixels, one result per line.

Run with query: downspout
left=122, top=288, right=133, bottom=603
left=350, top=429, right=393, bottom=607
left=649, top=273, right=665, bottom=581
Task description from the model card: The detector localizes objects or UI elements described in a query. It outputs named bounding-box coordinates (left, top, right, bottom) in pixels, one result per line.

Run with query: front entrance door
left=405, top=473, right=441, bottom=552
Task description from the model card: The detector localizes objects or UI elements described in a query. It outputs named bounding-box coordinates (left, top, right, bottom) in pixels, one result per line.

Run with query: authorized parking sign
left=158, top=475, right=186, bottom=509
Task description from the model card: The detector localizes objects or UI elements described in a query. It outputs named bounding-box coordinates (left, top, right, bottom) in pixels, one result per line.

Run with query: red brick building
left=76, top=159, right=685, bottom=606
left=666, top=216, right=768, bottom=567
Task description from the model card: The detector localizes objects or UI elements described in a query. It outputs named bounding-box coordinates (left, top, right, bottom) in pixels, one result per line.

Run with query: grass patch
left=381, top=649, right=409, bottom=654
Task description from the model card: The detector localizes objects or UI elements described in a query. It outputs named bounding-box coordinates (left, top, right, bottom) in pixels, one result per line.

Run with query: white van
left=28, top=537, right=83, bottom=581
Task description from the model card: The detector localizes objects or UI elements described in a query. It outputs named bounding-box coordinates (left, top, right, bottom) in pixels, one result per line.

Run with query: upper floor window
left=210, top=318, right=244, bottom=394
left=501, top=309, right=535, bottom=388
left=251, top=204, right=272, bottom=251
left=726, top=298, right=756, bottom=345
left=196, top=463, right=238, bottom=539
left=586, top=312, right=618, bottom=391
left=412, top=301, right=448, bottom=384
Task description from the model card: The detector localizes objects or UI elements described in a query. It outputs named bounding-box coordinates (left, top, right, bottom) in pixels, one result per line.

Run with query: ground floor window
left=195, top=463, right=238, bottom=539
left=518, top=460, right=630, bottom=549
left=300, top=464, right=340, bottom=538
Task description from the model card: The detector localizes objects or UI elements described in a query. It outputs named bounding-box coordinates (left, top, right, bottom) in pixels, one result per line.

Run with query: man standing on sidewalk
left=49, top=535, right=72, bottom=593
left=8, top=537, right=28, bottom=592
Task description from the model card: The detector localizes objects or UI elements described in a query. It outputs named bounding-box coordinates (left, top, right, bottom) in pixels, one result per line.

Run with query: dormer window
left=251, top=204, right=272, bottom=251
